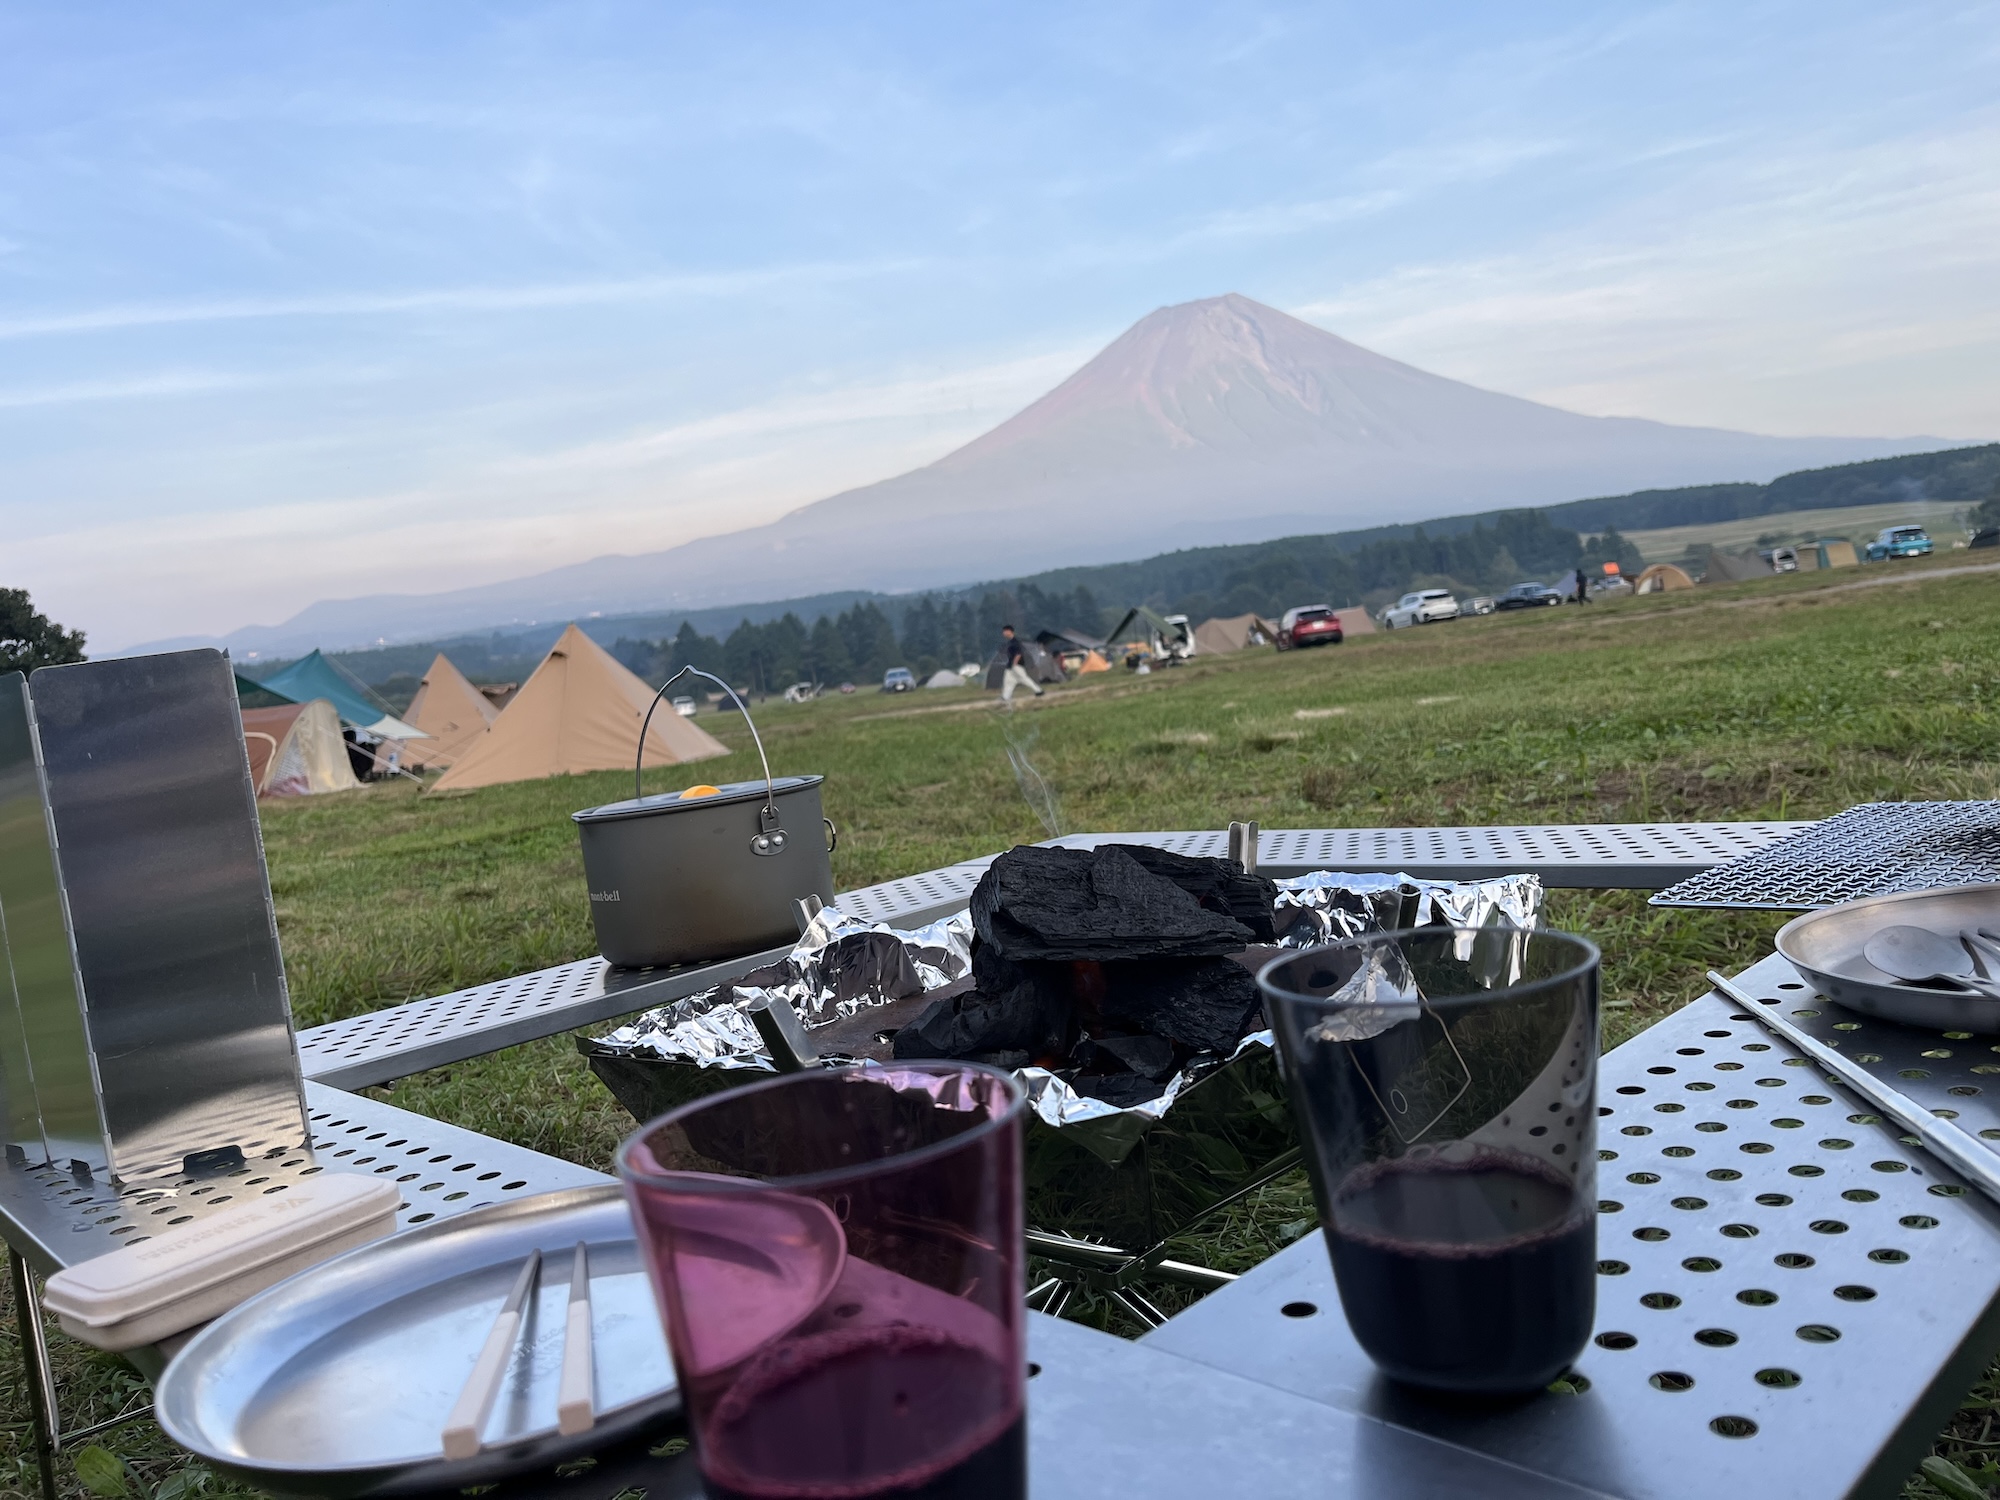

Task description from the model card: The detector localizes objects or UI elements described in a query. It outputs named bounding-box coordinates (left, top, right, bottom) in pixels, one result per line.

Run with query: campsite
left=8, top=15, right=2000, bottom=1493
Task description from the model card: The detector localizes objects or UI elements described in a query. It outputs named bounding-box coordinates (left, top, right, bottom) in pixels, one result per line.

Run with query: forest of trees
left=612, top=582, right=1106, bottom=693
left=604, top=510, right=1644, bottom=694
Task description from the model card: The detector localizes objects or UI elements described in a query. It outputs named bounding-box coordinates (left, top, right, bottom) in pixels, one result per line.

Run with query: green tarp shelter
left=243, top=651, right=425, bottom=740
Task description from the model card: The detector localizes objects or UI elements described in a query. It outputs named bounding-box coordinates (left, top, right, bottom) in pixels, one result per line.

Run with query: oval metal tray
left=155, top=1185, right=679, bottom=1497
left=1777, top=882, right=2000, bottom=1030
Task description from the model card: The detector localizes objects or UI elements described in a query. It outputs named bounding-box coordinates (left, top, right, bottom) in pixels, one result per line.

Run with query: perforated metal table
left=1141, top=952, right=2000, bottom=1500
left=297, top=821, right=1806, bottom=1091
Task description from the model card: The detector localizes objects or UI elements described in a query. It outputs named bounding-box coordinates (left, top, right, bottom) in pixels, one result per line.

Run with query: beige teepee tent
left=403, top=653, right=498, bottom=770
left=431, top=624, right=728, bottom=792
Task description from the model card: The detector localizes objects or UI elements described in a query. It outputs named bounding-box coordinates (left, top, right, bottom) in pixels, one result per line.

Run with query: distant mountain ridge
left=230, top=439, right=2000, bottom=692
left=124, top=293, right=1969, bottom=656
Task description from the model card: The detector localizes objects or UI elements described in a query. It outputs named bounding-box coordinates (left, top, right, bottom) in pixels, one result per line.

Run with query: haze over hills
left=130, top=294, right=1961, bottom=657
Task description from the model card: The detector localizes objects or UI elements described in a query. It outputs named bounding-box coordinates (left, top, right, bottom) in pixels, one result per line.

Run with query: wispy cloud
left=1293, top=112, right=2000, bottom=437
left=21, top=342, right=1086, bottom=646
left=0, top=257, right=922, bottom=341
left=0, top=369, right=270, bottom=408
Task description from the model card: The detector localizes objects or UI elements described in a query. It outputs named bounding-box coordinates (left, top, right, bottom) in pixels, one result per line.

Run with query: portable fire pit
left=580, top=842, right=1539, bottom=1325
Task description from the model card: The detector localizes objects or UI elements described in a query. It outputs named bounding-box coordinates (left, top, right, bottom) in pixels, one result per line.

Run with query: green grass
left=5, top=558, right=1999, bottom=1497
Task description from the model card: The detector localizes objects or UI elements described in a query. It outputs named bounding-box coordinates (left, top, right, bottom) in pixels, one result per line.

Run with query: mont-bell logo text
left=590, top=890, right=621, bottom=903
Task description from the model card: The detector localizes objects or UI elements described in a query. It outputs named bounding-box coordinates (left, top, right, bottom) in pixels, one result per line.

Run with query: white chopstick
left=442, top=1250, right=542, bottom=1460
left=556, top=1241, right=595, bottom=1436
left=1708, top=970, right=2000, bottom=1209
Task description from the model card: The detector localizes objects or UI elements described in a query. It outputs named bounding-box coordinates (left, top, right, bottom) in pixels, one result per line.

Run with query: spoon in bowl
left=1865, top=925, right=2000, bottom=998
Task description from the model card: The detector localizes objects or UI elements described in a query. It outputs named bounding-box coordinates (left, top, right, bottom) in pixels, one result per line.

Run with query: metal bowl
left=155, top=1186, right=679, bottom=1497
left=1776, top=883, right=2000, bottom=1031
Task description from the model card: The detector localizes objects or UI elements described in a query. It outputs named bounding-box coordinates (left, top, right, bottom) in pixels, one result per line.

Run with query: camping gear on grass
left=573, top=666, right=834, bottom=969
left=580, top=852, right=1539, bottom=1295
left=241, top=699, right=362, bottom=796
left=43, top=1175, right=399, bottom=1351
left=433, top=624, right=725, bottom=792
left=154, top=1186, right=678, bottom=1498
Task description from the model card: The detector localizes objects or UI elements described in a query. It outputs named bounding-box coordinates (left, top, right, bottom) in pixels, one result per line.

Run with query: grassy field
left=5, top=553, right=1999, bottom=1498
left=1624, top=498, right=1975, bottom=562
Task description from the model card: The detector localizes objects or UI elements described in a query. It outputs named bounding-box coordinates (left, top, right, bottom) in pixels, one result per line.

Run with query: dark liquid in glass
left=1327, top=1152, right=1594, bottom=1394
left=699, top=1326, right=1024, bottom=1500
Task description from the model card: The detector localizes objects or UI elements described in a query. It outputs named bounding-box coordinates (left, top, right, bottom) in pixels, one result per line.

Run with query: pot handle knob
left=824, top=817, right=839, bottom=854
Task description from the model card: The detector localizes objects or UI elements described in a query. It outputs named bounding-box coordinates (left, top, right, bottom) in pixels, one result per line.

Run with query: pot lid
left=572, top=774, right=823, bottom=824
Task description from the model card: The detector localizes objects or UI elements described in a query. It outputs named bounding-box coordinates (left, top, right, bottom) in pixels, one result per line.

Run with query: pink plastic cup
left=618, top=1064, right=1027, bottom=1500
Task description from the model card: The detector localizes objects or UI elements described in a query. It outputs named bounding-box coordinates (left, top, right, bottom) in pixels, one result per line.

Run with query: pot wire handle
left=637, top=667, right=778, bottom=823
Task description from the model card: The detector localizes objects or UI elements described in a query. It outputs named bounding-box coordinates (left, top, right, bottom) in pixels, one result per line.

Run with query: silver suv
left=1381, top=589, right=1461, bottom=629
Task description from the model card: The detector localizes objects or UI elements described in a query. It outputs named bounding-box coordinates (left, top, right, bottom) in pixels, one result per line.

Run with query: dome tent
left=240, top=701, right=361, bottom=797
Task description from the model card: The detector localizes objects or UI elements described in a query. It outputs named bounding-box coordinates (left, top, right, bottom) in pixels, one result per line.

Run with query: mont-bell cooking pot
left=572, top=670, right=836, bottom=969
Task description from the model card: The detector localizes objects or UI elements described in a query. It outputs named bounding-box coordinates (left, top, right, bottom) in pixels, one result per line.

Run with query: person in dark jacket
left=999, top=625, right=1044, bottom=702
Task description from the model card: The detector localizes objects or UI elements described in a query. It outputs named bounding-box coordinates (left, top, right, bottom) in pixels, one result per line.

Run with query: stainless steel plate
left=1777, top=882, right=2000, bottom=1030
left=155, top=1186, right=678, bottom=1497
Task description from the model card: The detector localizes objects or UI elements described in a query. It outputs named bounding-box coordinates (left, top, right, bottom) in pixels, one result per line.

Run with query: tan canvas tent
left=1331, top=607, right=1376, bottom=637
left=431, top=624, right=728, bottom=792
left=1700, top=546, right=1772, bottom=583
left=241, top=701, right=361, bottom=797
left=403, top=653, right=498, bottom=769
left=1192, top=614, right=1278, bottom=654
left=1634, top=563, right=1695, bottom=594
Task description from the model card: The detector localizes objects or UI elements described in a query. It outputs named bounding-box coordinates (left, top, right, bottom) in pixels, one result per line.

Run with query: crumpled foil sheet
left=591, top=906, right=972, bottom=1071
left=1273, top=869, right=1542, bottom=952
left=589, top=869, right=1542, bottom=1160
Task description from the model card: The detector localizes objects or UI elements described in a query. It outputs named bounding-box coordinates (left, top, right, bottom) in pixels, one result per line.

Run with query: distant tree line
left=613, top=583, right=1105, bottom=693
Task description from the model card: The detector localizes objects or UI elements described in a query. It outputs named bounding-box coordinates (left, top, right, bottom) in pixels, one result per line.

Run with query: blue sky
left=3, top=2, right=1996, bottom=649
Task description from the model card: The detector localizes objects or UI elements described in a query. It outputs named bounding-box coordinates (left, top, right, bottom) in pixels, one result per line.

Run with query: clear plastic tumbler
left=1258, top=927, right=1600, bottom=1394
left=618, top=1063, right=1027, bottom=1499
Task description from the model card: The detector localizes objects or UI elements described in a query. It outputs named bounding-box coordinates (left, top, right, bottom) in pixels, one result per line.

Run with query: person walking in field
left=998, top=624, right=1045, bottom=703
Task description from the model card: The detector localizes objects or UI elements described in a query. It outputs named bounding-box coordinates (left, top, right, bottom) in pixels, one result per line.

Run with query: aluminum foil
left=590, top=907, right=972, bottom=1072
left=589, top=869, right=1542, bottom=1161
left=1273, top=869, right=1542, bottom=951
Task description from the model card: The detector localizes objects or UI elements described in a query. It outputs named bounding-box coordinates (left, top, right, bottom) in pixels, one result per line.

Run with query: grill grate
left=1652, top=802, right=2000, bottom=910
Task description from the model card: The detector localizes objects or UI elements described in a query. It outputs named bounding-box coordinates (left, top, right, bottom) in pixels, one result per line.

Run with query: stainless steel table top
left=1142, top=960, right=2000, bottom=1500
left=0, top=1081, right=605, bottom=1278
left=298, top=822, right=1805, bottom=1092
left=392, top=1312, right=1619, bottom=1500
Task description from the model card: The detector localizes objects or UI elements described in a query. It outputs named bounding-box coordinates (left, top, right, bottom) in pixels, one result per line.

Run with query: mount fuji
left=158, top=294, right=1949, bottom=654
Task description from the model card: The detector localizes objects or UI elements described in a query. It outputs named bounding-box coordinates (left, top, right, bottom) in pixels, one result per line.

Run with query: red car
left=1279, top=605, right=1344, bottom=649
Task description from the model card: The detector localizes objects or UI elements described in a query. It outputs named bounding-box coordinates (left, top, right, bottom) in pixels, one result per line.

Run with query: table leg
left=9, top=1248, right=58, bottom=1500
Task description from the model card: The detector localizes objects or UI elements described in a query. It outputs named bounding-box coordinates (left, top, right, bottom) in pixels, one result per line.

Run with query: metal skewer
left=556, top=1242, right=595, bottom=1437
left=1707, top=970, right=2000, bottom=1209
left=442, top=1250, right=542, bottom=1460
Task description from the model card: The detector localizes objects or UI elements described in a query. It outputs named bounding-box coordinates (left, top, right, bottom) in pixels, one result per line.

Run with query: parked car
left=1494, top=582, right=1565, bottom=611
left=670, top=695, right=698, bottom=717
left=1277, top=604, right=1344, bottom=650
left=1464, top=596, right=1496, bottom=616
left=782, top=682, right=821, bottom=704
left=1865, top=526, right=1933, bottom=561
left=881, top=667, right=916, bottom=693
left=1380, top=590, right=1460, bottom=629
